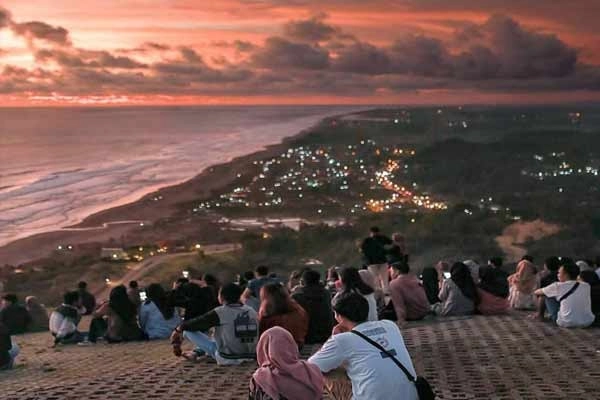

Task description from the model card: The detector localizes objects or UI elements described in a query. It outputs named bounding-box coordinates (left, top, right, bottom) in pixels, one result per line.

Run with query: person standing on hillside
left=361, top=227, right=392, bottom=294
left=0, top=321, right=19, bottom=370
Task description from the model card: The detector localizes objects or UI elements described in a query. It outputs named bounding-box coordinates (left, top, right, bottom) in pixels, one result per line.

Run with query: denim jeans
left=545, top=297, right=560, bottom=322
left=183, top=330, right=217, bottom=359
left=7, top=342, right=20, bottom=369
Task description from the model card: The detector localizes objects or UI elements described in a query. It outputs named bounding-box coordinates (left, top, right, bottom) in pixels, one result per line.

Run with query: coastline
left=0, top=109, right=362, bottom=266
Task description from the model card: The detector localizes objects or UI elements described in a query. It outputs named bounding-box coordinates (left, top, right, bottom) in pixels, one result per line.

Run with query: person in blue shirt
left=140, top=283, right=181, bottom=340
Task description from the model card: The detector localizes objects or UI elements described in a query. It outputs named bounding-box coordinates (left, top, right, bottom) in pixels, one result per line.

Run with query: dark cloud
left=283, top=14, right=337, bottom=42
left=333, top=42, right=391, bottom=74
left=12, top=21, right=71, bottom=46
left=179, top=46, right=203, bottom=63
left=0, top=7, right=10, bottom=29
left=251, top=37, right=330, bottom=70
left=35, top=49, right=147, bottom=69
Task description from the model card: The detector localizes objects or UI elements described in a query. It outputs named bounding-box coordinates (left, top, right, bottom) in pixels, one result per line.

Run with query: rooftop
left=2, top=314, right=599, bottom=399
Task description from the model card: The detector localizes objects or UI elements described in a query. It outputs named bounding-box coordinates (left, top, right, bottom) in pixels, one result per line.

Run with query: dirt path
left=94, top=243, right=240, bottom=300
left=495, top=220, right=560, bottom=262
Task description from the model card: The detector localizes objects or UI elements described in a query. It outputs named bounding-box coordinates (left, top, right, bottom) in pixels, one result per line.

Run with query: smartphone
left=139, top=290, right=147, bottom=302
left=182, top=270, right=190, bottom=279
left=443, top=272, right=451, bottom=279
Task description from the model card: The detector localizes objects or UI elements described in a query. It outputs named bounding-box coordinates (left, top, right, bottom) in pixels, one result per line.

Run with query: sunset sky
left=1, top=0, right=600, bottom=106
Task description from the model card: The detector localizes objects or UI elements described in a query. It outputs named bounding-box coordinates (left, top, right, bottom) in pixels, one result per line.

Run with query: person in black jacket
left=169, top=279, right=218, bottom=321
left=0, top=321, right=19, bottom=370
left=0, top=294, right=31, bottom=335
left=77, top=281, right=96, bottom=315
left=360, top=226, right=392, bottom=294
left=291, top=269, right=334, bottom=344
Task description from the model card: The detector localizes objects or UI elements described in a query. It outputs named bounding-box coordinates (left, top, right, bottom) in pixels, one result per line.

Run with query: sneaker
left=77, top=341, right=93, bottom=346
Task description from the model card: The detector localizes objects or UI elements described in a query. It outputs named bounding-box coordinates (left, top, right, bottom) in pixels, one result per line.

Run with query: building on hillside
left=101, top=248, right=130, bottom=261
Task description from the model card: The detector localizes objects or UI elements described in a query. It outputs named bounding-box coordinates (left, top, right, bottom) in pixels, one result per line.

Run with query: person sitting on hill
left=127, top=280, right=142, bottom=310
left=171, top=283, right=258, bottom=365
left=434, top=262, right=479, bottom=316
left=361, top=227, right=393, bottom=294
left=308, top=292, right=419, bottom=400
left=202, top=273, right=221, bottom=305
left=287, top=270, right=303, bottom=293
left=578, top=270, right=600, bottom=322
left=0, top=321, right=19, bottom=370
left=508, top=260, right=538, bottom=310
left=463, top=260, right=481, bottom=284
left=325, top=267, right=341, bottom=295
left=358, top=269, right=385, bottom=309
left=241, top=266, right=276, bottom=307
left=77, top=281, right=96, bottom=315
left=89, top=285, right=144, bottom=343
left=534, top=261, right=595, bottom=328
left=532, top=257, right=561, bottom=320
left=387, top=262, right=429, bottom=323
left=420, top=267, right=441, bottom=305
left=49, top=291, right=85, bottom=345
left=0, top=294, right=31, bottom=335
left=477, top=257, right=510, bottom=315
left=169, top=278, right=218, bottom=321
left=250, top=326, right=324, bottom=400
left=25, top=296, right=49, bottom=332
left=259, top=283, right=308, bottom=348
left=333, top=267, right=378, bottom=323
left=291, top=269, right=334, bottom=344
left=139, top=283, right=181, bottom=340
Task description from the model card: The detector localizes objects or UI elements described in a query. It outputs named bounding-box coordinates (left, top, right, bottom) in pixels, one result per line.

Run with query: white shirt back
left=542, top=281, right=595, bottom=328
left=308, top=320, right=418, bottom=400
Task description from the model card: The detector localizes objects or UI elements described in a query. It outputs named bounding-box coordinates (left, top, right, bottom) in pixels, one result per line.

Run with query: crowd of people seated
left=1, top=225, right=600, bottom=400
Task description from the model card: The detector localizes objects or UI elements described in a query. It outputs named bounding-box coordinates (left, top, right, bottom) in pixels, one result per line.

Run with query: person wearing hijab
left=89, top=285, right=144, bottom=343
left=434, top=262, right=479, bottom=316
left=25, top=296, right=49, bottom=332
left=139, top=283, right=181, bottom=339
left=250, top=326, right=324, bottom=400
left=508, top=260, right=538, bottom=310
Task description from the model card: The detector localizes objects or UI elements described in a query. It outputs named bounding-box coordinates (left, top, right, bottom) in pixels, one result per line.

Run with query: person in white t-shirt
left=308, top=292, right=418, bottom=400
left=535, top=261, right=595, bottom=328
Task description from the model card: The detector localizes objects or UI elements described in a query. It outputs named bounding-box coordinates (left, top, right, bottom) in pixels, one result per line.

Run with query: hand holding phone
left=182, top=270, right=190, bottom=279
left=443, top=272, right=451, bottom=279
left=139, top=290, right=147, bottom=302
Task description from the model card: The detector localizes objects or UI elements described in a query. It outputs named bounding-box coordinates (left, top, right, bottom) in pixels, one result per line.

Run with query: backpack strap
left=558, top=282, right=580, bottom=303
left=351, top=329, right=415, bottom=383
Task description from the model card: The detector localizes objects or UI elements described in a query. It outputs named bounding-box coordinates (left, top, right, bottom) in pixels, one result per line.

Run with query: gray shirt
left=438, top=279, right=475, bottom=316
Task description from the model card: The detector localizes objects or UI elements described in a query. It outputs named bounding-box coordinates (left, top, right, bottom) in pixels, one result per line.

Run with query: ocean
left=0, top=105, right=361, bottom=247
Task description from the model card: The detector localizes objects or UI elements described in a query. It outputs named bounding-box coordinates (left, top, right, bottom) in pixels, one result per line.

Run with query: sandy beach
left=0, top=114, right=340, bottom=266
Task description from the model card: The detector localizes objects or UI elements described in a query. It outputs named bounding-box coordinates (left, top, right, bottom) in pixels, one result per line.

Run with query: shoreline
left=0, top=109, right=364, bottom=266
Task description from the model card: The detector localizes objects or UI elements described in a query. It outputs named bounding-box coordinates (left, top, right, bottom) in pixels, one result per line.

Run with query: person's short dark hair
left=521, top=255, right=534, bottom=263
left=333, top=292, right=369, bottom=324
left=243, top=270, right=255, bottom=281
left=255, top=265, right=269, bottom=276
left=489, top=257, right=503, bottom=268
left=561, top=260, right=580, bottom=280
left=129, top=280, right=139, bottom=289
left=369, top=226, right=380, bottom=234
left=391, top=261, right=410, bottom=274
left=2, top=294, right=17, bottom=304
left=203, top=273, right=218, bottom=287
left=545, top=256, right=561, bottom=272
left=78, top=281, right=87, bottom=290
left=220, top=283, right=242, bottom=304
left=302, top=269, right=321, bottom=286
left=64, top=291, right=80, bottom=306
